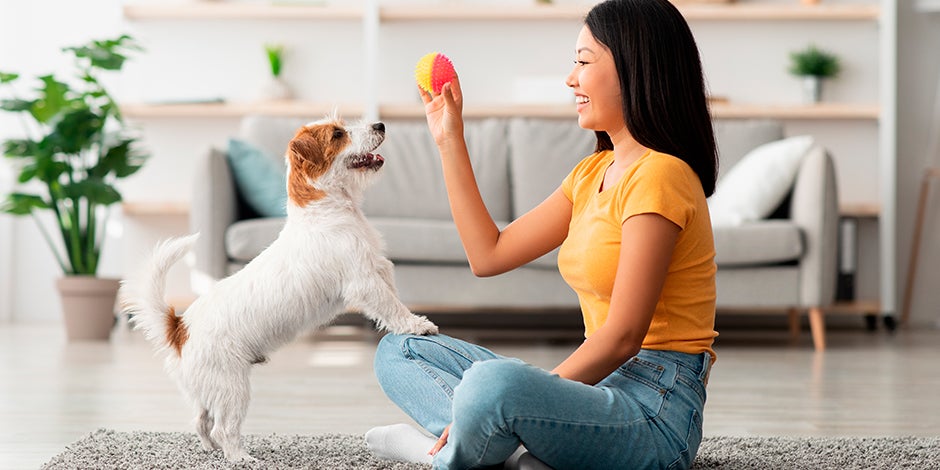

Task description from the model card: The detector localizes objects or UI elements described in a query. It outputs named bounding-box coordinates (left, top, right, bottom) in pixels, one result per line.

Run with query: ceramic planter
left=802, top=76, right=822, bottom=103
left=262, top=76, right=292, bottom=101
left=56, top=276, right=120, bottom=341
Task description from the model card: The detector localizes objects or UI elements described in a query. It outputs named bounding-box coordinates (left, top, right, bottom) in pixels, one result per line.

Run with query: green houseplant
left=261, top=43, right=291, bottom=100
left=788, top=44, right=841, bottom=103
left=0, top=34, right=147, bottom=340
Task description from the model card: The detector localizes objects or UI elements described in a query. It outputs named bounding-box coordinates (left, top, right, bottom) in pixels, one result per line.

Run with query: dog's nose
left=372, top=122, right=385, bottom=133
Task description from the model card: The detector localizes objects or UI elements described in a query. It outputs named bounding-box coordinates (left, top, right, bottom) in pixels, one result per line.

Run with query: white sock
left=365, top=423, right=436, bottom=464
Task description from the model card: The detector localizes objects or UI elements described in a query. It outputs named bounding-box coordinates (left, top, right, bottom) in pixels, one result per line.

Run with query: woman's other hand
left=428, top=423, right=451, bottom=456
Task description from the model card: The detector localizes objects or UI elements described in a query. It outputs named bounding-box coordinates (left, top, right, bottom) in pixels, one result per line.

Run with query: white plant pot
left=802, top=76, right=823, bottom=104
left=261, top=77, right=292, bottom=101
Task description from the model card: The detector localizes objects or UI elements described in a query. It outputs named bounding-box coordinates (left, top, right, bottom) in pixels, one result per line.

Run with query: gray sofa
left=190, top=116, right=838, bottom=349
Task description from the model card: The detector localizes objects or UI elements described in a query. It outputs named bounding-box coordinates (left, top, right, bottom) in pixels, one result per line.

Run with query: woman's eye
left=574, top=60, right=588, bottom=66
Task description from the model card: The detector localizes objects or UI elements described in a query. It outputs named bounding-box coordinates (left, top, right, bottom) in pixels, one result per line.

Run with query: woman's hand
left=419, top=77, right=464, bottom=148
left=428, top=423, right=451, bottom=456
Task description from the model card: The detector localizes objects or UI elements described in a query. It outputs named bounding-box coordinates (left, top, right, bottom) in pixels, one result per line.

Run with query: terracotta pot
left=56, top=276, right=120, bottom=341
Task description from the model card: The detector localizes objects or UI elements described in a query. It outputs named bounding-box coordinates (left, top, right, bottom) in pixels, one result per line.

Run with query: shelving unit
left=121, top=100, right=879, bottom=120
left=121, top=0, right=897, bottom=319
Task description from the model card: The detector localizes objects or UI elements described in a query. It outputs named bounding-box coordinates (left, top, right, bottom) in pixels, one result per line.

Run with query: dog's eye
left=332, top=129, right=345, bottom=140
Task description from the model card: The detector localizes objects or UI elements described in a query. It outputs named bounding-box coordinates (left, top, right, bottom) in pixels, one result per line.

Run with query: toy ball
left=415, top=52, right=456, bottom=94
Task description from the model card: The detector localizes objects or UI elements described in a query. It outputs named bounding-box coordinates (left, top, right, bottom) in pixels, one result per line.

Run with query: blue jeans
left=373, top=333, right=710, bottom=470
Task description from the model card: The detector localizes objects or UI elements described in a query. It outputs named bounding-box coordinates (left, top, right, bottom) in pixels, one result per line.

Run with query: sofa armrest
left=189, top=148, right=237, bottom=293
left=789, top=145, right=839, bottom=308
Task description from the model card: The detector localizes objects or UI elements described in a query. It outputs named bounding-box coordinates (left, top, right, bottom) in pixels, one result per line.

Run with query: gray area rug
left=42, top=429, right=940, bottom=469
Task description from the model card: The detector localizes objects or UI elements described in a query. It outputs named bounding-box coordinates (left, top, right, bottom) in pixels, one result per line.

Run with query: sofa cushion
left=371, top=217, right=560, bottom=270
left=370, top=217, right=472, bottom=265
left=713, top=220, right=804, bottom=267
left=363, top=118, right=512, bottom=221
left=507, top=118, right=596, bottom=217
left=226, top=139, right=287, bottom=217
left=225, top=217, right=285, bottom=262
left=713, top=119, right=784, bottom=181
left=238, top=115, right=310, bottom=160
left=709, top=135, right=815, bottom=227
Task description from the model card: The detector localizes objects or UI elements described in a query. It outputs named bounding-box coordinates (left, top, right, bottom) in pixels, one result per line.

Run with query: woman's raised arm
left=421, top=78, right=572, bottom=277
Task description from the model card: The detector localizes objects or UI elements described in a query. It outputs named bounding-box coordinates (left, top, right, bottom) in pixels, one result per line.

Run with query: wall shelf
left=122, top=201, right=190, bottom=217
left=122, top=3, right=363, bottom=20
left=120, top=101, right=362, bottom=119
left=117, top=201, right=882, bottom=219
left=840, top=202, right=881, bottom=219
left=123, top=3, right=879, bottom=22
left=712, top=102, right=880, bottom=120
left=122, top=101, right=880, bottom=121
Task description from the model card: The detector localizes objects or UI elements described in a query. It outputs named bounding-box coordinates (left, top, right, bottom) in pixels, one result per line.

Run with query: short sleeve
left=619, top=155, right=700, bottom=230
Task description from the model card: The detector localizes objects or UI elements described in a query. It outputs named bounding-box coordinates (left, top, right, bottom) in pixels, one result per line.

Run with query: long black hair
left=585, top=0, right=718, bottom=196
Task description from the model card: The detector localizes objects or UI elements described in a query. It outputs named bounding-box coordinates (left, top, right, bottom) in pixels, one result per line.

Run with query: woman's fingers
left=428, top=424, right=451, bottom=456
left=418, top=85, right=432, bottom=105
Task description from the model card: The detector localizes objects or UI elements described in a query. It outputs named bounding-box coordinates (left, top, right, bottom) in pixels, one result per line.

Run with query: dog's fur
left=119, top=117, right=438, bottom=462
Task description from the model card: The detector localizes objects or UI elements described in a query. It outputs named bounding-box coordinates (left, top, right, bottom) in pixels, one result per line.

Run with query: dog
left=119, top=116, right=439, bottom=462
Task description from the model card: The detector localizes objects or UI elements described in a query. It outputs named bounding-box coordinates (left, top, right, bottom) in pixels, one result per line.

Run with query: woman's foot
left=365, top=423, right=436, bottom=464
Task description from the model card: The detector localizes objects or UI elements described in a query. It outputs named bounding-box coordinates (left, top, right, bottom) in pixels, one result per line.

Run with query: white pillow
left=708, top=135, right=815, bottom=227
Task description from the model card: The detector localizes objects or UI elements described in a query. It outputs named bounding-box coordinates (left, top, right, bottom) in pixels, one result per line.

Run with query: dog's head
left=285, top=117, right=386, bottom=208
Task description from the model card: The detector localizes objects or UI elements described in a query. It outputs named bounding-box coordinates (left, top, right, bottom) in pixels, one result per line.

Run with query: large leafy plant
left=0, top=35, right=147, bottom=276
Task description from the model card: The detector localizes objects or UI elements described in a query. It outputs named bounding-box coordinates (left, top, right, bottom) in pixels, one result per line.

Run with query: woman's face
left=566, top=26, right=625, bottom=135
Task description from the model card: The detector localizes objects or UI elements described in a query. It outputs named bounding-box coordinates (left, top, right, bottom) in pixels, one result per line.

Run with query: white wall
left=0, top=164, right=11, bottom=323
left=0, top=0, right=12, bottom=322
left=0, top=0, right=936, bottom=326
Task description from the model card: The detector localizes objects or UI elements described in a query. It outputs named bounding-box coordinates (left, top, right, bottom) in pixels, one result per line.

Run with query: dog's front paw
left=398, top=315, right=438, bottom=336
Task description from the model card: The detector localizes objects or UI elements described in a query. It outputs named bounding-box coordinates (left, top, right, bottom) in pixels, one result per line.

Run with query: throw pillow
left=226, top=139, right=288, bottom=218
left=708, top=135, right=815, bottom=227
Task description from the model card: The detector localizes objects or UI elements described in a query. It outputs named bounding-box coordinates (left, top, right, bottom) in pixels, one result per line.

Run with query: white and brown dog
left=119, top=116, right=438, bottom=462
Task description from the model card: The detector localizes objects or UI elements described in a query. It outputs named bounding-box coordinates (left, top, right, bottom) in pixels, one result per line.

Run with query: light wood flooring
left=1, top=318, right=938, bottom=469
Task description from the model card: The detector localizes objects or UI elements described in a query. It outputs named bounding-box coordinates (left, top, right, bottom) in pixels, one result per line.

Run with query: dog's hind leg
left=209, top=368, right=254, bottom=462
left=195, top=408, right=218, bottom=451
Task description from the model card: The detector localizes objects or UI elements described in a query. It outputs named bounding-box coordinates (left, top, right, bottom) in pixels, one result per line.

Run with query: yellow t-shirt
left=558, top=149, right=717, bottom=360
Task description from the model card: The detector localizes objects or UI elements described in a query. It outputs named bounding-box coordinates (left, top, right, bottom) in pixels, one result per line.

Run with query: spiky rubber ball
left=415, top=52, right=456, bottom=95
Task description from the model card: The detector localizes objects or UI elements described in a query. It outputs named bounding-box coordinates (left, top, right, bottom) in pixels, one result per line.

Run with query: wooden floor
left=1, top=319, right=938, bottom=469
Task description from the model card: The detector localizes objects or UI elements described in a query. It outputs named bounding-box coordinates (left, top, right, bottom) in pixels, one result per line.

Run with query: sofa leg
left=808, top=307, right=826, bottom=351
left=788, top=308, right=801, bottom=339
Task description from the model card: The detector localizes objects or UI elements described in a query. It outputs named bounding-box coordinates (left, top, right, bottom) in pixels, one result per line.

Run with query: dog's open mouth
left=348, top=153, right=385, bottom=171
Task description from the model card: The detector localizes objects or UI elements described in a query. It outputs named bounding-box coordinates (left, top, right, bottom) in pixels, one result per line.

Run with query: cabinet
left=120, top=0, right=896, bottom=318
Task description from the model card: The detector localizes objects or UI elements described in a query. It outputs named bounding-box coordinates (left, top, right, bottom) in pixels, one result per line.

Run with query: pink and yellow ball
left=415, top=52, right=456, bottom=95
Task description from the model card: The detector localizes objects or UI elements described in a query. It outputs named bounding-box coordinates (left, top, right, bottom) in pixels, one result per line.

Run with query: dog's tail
left=120, top=233, right=199, bottom=357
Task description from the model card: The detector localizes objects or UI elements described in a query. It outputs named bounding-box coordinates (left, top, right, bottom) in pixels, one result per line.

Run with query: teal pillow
left=226, top=139, right=288, bottom=217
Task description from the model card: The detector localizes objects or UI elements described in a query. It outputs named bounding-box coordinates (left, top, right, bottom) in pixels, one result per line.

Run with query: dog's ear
left=287, top=128, right=329, bottom=206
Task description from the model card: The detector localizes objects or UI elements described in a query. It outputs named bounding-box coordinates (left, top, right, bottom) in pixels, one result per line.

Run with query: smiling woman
left=367, top=0, right=719, bottom=468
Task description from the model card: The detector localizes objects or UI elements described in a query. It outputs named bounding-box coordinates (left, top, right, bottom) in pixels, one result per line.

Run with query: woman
left=365, top=0, right=718, bottom=468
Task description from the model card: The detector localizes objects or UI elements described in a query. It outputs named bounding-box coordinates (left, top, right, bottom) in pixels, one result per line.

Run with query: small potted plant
left=262, top=43, right=291, bottom=101
left=0, top=35, right=148, bottom=341
left=789, top=44, right=841, bottom=103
